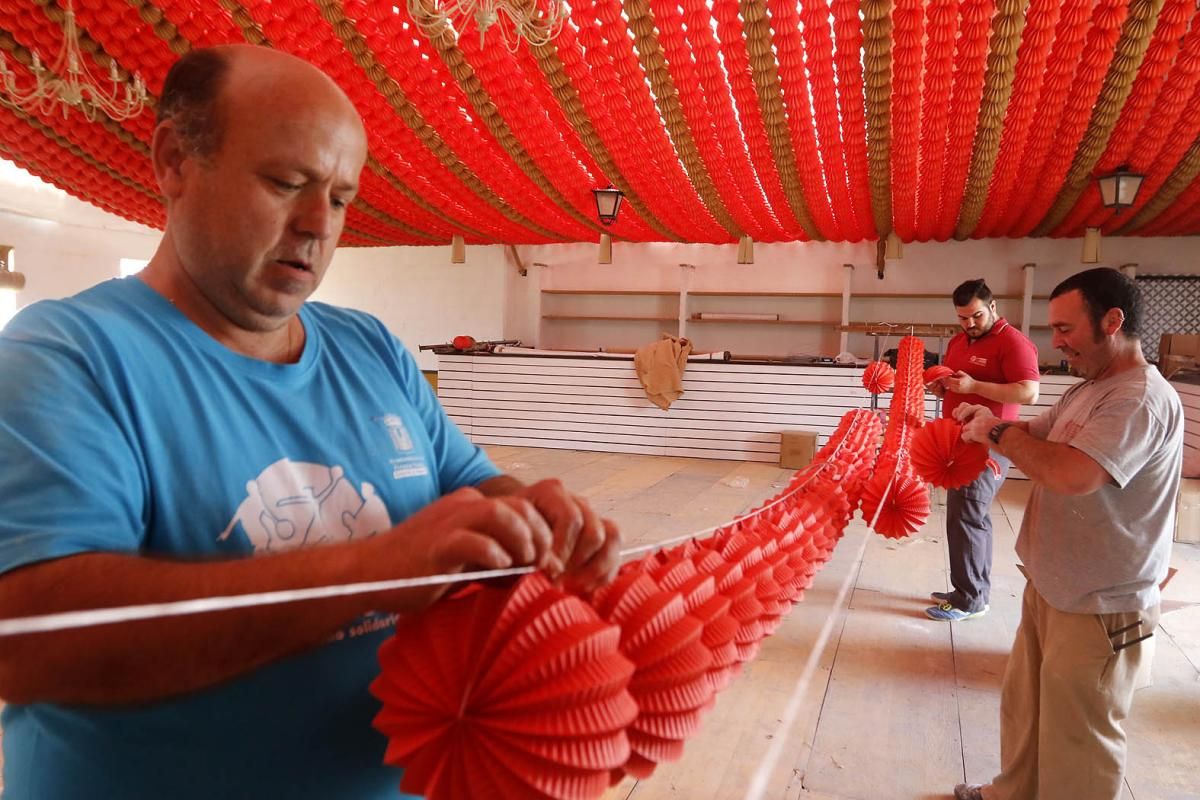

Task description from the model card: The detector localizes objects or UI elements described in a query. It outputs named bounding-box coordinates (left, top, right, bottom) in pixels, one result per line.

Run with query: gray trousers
left=945, top=453, right=1010, bottom=612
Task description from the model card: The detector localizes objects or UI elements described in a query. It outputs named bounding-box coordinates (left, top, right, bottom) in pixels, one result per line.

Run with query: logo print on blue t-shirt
left=375, top=413, right=431, bottom=480
left=378, top=413, right=413, bottom=451
left=218, top=458, right=392, bottom=553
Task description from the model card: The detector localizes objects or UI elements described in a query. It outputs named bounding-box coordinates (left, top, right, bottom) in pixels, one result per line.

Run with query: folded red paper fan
left=860, top=470, right=931, bottom=540
left=909, top=418, right=990, bottom=489
left=372, top=573, right=637, bottom=800
left=589, top=572, right=715, bottom=782
left=862, top=360, right=896, bottom=394
left=924, top=365, right=954, bottom=384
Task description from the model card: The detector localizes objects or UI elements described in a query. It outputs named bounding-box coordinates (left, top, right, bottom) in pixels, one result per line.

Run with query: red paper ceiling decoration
left=1, top=0, right=1198, bottom=241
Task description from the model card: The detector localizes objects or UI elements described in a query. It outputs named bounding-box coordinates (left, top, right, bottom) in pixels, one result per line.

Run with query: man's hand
left=478, top=476, right=622, bottom=592
left=364, top=487, right=560, bottom=612
left=505, top=479, right=622, bottom=593
left=943, top=370, right=977, bottom=395
left=925, top=378, right=947, bottom=398
left=953, top=403, right=1000, bottom=445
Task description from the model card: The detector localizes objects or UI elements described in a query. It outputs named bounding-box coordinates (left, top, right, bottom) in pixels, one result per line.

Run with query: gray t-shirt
left=1017, top=364, right=1182, bottom=614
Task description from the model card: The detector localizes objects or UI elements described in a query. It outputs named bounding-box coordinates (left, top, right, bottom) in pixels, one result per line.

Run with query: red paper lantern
left=860, top=470, right=931, bottom=539
left=923, top=365, right=954, bottom=385
left=909, top=417, right=990, bottom=489
left=862, top=360, right=896, bottom=394
left=372, top=574, right=637, bottom=800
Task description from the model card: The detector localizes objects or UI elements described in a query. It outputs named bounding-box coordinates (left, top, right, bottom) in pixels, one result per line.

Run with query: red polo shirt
left=942, top=318, right=1040, bottom=421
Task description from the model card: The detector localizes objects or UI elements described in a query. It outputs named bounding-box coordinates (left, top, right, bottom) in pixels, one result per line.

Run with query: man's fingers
left=563, top=519, right=623, bottom=593
left=564, top=500, right=605, bottom=573
left=527, top=480, right=582, bottom=577
left=497, top=496, right=556, bottom=570
left=434, top=529, right=516, bottom=573
left=443, top=497, right=543, bottom=567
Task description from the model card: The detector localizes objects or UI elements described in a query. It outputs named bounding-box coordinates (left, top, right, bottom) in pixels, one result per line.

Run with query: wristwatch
left=988, top=422, right=1013, bottom=446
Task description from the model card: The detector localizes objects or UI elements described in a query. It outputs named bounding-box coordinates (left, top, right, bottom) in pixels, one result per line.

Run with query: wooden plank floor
left=486, top=446, right=1200, bottom=800
left=2, top=446, right=1197, bottom=799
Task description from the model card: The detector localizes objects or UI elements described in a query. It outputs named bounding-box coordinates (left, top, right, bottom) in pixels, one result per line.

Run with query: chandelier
left=407, top=0, right=570, bottom=51
left=0, top=0, right=147, bottom=122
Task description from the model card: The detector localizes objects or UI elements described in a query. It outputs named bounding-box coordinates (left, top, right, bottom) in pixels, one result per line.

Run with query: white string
left=743, top=524, right=869, bottom=800
left=0, top=414, right=875, bottom=639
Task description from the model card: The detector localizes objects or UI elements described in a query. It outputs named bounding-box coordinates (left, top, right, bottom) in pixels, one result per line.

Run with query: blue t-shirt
left=0, top=277, right=500, bottom=799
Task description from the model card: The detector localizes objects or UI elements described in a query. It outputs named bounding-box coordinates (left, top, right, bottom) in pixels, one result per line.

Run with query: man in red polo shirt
left=925, top=279, right=1040, bottom=621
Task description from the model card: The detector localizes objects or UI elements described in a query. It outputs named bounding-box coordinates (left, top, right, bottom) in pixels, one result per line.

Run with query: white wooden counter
left=438, top=353, right=1082, bottom=465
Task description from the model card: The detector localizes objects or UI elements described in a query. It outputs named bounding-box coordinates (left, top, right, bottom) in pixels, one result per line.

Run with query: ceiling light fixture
left=0, top=0, right=146, bottom=121
left=1096, top=165, right=1144, bottom=213
left=407, top=0, right=568, bottom=50
left=592, top=185, right=623, bottom=265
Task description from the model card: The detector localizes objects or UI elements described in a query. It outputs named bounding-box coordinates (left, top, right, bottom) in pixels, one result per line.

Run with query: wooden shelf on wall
left=689, top=290, right=842, bottom=298
left=541, top=289, right=678, bottom=296
left=690, top=318, right=836, bottom=326
left=542, top=314, right=679, bottom=322
left=840, top=322, right=961, bottom=337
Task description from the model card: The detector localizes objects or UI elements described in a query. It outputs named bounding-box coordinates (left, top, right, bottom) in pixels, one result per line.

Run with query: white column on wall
left=678, top=262, right=694, bottom=339
left=535, top=262, right=550, bottom=347
left=840, top=263, right=854, bottom=354
left=1022, top=262, right=1036, bottom=337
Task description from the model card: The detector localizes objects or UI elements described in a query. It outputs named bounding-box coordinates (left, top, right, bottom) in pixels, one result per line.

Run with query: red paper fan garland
left=909, top=418, right=990, bottom=489
left=372, top=573, right=637, bottom=800
left=923, top=365, right=954, bottom=385
left=862, top=360, right=896, bottom=393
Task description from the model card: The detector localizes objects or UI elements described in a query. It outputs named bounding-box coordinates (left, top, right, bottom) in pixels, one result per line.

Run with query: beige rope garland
left=423, top=22, right=613, bottom=238
left=860, top=0, right=894, bottom=238
left=623, top=0, right=743, bottom=239
left=525, top=39, right=684, bottom=241
left=954, top=0, right=1029, bottom=240
left=738, top=0, right=823, bottom=240
left=1032, top=0, right=1166, bottom=236
left=315, top=0, right=568, bottom=241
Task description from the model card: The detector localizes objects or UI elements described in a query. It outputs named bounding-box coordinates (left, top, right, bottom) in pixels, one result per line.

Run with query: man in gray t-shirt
left=949, top=268, right=1182, bottom=800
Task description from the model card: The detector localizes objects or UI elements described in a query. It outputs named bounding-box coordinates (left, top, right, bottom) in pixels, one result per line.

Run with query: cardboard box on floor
left=1177, top=478, right=1200, bottom=544
left=779, top=430, right=818, bottom=470
left=1159, top=333, right=1200, bottom=363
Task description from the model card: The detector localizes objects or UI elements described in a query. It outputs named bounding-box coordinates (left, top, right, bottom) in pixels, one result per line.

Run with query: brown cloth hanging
left=634, top=334, right=693, bottom=410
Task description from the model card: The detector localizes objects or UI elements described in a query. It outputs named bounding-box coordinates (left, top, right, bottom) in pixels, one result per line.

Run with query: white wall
left=0, top=159, right=508, bottom=370
left=511, top=236, right=1200, bottom=361
left=4, top=157, right=1198, bottom=369
left=314, top=244, right=507, bottom=370
left=0, top=161, right=160, bottom=318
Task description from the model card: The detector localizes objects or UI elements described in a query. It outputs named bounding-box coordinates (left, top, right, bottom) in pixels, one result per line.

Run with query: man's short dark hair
left=952, top=278, right=993, bottom=307
left=1050, top=267, right=1142, bottom=339
left=156, top=48, right=231, bottom=159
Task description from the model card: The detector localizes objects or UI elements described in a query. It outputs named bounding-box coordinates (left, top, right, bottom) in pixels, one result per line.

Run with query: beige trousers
left=982, top=581, right=1158, bottom=800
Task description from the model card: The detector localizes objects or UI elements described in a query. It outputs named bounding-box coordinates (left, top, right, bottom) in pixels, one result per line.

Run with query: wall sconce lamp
left=0, top=245, right=26, bottom=290
left=450, top=235, right=466, bottom=264
left=592, top=185, right=623, bottom=264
